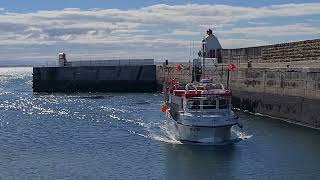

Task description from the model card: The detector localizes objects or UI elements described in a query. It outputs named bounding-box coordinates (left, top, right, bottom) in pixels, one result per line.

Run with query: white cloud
left=247, top=21, right=270, bottom=25
left=0, top=3, right=319, bottom=62
left=225, top=23, right=320, bottom=37
left=168, top=30, right=201, bottom=36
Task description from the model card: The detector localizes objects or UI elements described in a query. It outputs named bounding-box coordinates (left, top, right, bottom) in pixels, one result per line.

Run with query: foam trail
left=116, top=115, right=182, bottom=144
left=231, top=127, right=253, bottom=140
left=147, top=122, right=252, bottom=145
left=149, top=134, right=182, bottom=144
left=122, top=115, right=251, bottom=145
left=147, top=123, right=182, bottom=144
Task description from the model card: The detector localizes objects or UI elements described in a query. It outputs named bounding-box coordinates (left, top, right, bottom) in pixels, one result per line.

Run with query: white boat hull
left=165, top=115, right=237, bottom=144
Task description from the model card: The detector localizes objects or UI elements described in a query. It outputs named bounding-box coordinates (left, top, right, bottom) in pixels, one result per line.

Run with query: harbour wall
left=156, top=64, right=193, bottom=85
left=220, top=39, right=320, bottom=128
left=221, top=39, right=320, bottom=65
left=156, top=38, right=320, bottom=128
left=230, top=68, right=320, bottom=128
left=156, top=66, right=320, bottom=128
left=33, top=65, right=157, bottom=93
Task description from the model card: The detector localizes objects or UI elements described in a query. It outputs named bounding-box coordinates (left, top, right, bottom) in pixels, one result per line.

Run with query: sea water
left=0, top=67, right=319, bottom=179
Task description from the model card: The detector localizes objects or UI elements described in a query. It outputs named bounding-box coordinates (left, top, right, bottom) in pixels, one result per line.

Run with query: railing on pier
left=66, top=59, right=154, bottom=67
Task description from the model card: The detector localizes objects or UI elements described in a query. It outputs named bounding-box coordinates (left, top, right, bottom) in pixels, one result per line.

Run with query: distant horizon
left=0, top=36, right=319, bottom=66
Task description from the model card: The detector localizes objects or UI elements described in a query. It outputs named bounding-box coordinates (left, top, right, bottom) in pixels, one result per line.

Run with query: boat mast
left=202, top=37, right=206, bottom=79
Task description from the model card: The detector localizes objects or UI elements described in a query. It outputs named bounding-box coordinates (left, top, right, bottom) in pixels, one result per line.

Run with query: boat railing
left=185, top=91, right=232, bottom=98
left=185, top=82, right=224, bottom=91
left=186, top=98, right=231, bottom=111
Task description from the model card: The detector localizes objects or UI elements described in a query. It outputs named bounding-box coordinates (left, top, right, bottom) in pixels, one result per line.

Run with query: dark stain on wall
left=232, top=90, right=320, bottom=128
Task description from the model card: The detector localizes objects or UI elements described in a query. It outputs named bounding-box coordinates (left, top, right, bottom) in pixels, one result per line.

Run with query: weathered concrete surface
left=156, top=63, right=229, bottom=88
left=230, top=68, right=320, bottom=100
left=233, top=60, right=320, bottom=68
left=33, top=65, right=157, bottom=93
left=156, top=64, right=193, bottom=86
left=230, top=68, right=320, bottom=128
left=221, top=39, right=320, bottom=66
left=232, top=90, right=320, bottom=128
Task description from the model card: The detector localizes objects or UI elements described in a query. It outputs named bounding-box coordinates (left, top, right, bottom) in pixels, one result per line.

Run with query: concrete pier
left=33, top=65, right=157, bottom=93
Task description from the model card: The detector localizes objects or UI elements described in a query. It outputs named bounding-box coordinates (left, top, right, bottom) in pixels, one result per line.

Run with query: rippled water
left=0, top=67, right=319, bottom=179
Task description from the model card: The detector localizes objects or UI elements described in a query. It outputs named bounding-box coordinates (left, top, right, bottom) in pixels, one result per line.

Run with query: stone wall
left=230, top=68, right=320, bottom=99
left=230, top=68, right=320, bottom=128
left=222, top=39, right=320, bottom=64
left=156, top=64, right=193, bottom=86
left=156, top=64, right=229, bottom=88
left=232, top=91, right=320, bottom=128
left=221, top=46, right=262, bottom=64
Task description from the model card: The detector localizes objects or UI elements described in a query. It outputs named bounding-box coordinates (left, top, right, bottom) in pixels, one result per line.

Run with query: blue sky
left=0, top=0, right=319, bottom=64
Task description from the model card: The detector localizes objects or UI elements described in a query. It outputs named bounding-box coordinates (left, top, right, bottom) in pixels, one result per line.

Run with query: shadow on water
left=164, top=143, right=239, bottom=180
left=33, top=92, right=114, bottom=99
left=78, top=95, right=110, bottom=99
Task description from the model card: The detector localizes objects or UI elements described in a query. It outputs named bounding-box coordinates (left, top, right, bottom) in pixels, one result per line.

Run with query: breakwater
left=157, top=38, right=320, bottom=129
left=221, top=39, right=320, bottom=65
left=33, top=65, right=157, bottom=93
left=222, top=38, right=320, bottom=128
left=230, top=68, right=320, bottom=128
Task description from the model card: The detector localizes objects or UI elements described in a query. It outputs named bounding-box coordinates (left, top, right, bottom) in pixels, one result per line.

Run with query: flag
left=228, top=64, right=237, bottom=71
left=176, top=64, right=183, bottom=71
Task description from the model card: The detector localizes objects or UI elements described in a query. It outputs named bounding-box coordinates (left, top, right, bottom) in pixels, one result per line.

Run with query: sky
left=0, top=0, right=319, bottom=64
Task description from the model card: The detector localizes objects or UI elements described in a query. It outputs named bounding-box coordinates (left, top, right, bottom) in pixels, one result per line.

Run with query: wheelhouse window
left=213, top=84, right=223, bottom=89
left=219, top=99, right=229, bottom=109
left=202, top=100, right=216, bottom=109
left=187, top=100, right=200, bottom=109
